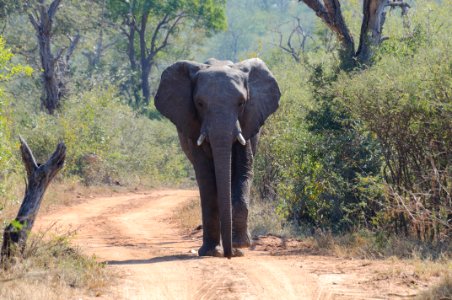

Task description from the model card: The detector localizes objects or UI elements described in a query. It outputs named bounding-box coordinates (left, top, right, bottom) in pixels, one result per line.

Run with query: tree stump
left=1, top=137, right=66, bottom=265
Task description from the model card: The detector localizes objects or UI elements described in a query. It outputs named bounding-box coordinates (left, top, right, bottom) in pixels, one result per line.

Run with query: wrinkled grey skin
left=155, top=58, right=280, bottom=258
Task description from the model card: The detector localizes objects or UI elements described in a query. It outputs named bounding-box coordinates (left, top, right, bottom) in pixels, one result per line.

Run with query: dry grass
left=249, top=199, right=452, bottom=295
left=1, top=177, right=132, bottom=223
left=416, top=274, right=452, bottom=300
left=176, top=197, right=202, bottom=232
left=0, top=228, right=111, bottom=300
left=249, top=199, right=297, bottom=238
left=370, top=256, right=451, bottom=283
left=0, top=179, right=122, bottom=300
left=248, top=193, right=451, bottom=260
left=175, top=197, right=297, bottom=237
left=309, top=229, right=451, bottom=260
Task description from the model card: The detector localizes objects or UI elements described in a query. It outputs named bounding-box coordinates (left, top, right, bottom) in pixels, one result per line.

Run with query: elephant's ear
left=155, top=61, right=205, bottom=139
left=236, top=58, right=281, bottom=139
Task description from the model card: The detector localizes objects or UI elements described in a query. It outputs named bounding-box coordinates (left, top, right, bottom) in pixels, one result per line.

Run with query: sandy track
left=35, top=190, right=423, bottom=300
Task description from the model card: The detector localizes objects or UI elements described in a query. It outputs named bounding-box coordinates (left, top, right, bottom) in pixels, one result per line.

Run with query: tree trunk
left=356, top=0, right=388, bottom=64
left=39, top=38, right=59, bottom=114
left=299, top=0, right=410, bottom=70
left=125, top=21, right=141, bottom=108
left=37, top=14, right=59, bottom=114
left=141, top=60, right=152, bottom=106
left=1, top=138, right=66, bottom=266
left=28, top=0, right=64, bottom=114
left=299, top=0, right=355, bottom=70
left=138, top=12, right=152, bottom=107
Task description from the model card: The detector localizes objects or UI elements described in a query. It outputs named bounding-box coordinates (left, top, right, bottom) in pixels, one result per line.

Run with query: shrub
left=0, top=36, right=32, bottom=197
left=254, top=3, right=451, bottom=240
left=0, top=230, right=110, bottom=299
left=255, top=56, right=383, bottom=232
left=14, top=88, right=191, bottom=187
left=337, top=29, right=451, bottom=241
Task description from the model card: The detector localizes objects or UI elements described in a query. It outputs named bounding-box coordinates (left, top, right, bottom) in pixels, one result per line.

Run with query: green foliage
left=107, top=0, right=226, bottom=32
left=15, top=88, right=191, bottom=186
left=0, top=0, right=449, bottom=248
left=301, top=65, right=383, bottom=231
left=10, top=219, right=23, bottom=231
left=255, top=1, right=451, bottom=240
left=0, top=36, right=32, bottom=196
left=105, top=0, right=227, bottom=107
left=255, top=56, right=383, bottom=232
left=336, top=10, right=451, bottom=240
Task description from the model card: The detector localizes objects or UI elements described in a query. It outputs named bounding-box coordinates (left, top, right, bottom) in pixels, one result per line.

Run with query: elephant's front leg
left=231, top=140, right=255, bottom=249
left=191, top=145, right=222, bottom=257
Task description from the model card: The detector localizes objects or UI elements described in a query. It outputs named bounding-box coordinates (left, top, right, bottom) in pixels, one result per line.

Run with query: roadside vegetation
left=254, top=0, right=451, bottom=255
left=0, top=230, right=110, bottom=300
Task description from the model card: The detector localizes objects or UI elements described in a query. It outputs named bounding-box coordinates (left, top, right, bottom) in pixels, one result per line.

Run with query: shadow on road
left=104, top=254, right=202, bottom=265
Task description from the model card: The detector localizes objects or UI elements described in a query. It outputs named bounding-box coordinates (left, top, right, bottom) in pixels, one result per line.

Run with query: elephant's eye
left=197, top=101, right=203, bottom=108
left=238, top=101, right=245, bottom=107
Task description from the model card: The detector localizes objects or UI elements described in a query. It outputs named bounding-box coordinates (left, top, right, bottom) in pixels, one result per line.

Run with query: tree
left=25, top=0, right=82, bottom=114
left=274, top=16, right=312, bottom=63
left=2, top=0, right=101, bottom=114
left=1, top=138, right=65, bottom=265
left=107, top=0, right=226, bottom=108
left=299, top=0, right=410, bottom=70
left=81, top=0, right=118, bottom=78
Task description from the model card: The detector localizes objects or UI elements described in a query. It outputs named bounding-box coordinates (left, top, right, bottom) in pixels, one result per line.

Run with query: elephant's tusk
left=197, top=133, right=206, bottom=146
left=237, top=133, right=246, bottom=146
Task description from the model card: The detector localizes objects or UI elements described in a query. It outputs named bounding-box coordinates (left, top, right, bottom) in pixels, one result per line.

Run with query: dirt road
left=36, top=189, right=425, bottom=299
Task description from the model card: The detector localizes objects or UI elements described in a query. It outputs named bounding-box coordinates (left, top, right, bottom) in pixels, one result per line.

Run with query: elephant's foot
left=198, top=244, right=223, bottom=257
left=232, top=230, right=251, bottom=248
left=232, top=248, right=245, bottom=257
left=198, top=244, right=245, bottom=257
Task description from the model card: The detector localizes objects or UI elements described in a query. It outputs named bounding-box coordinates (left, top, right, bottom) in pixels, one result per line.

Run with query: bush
left=0, top=36, right=32, bottom=197
left=0, top=230, right=110, bottom=299
left=13, top=88, right=191, bottom=187
left=255, top=56, right=383, bottom=232
left=254, top=3, right=451, bottom=241
left=336, top=18, right=451, bottom=241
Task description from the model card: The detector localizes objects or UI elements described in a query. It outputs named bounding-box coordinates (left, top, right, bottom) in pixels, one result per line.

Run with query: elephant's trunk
left=209, top=134, right=233, bottom=259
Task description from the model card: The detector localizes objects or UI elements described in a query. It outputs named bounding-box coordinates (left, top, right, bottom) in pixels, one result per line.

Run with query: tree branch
left=149, top=13, right=170, bottom=55
left=299, top=0, right=355, bottom=69
left=356, top=0, right=410, bottom=64
left=387, top=1, right=410, bottom=15
left=153, top=14, right=186, bottom=57
left=47, top=0, right=62, bottom=20
left=19, top=136, right=38, bottom=178
left=65, top=33, right=80, bottom=63
left=27, top=13, right=39, bottom=31
left=300, top=0, right=330, bottom=22
left=323, top=0, right=354, bottom=48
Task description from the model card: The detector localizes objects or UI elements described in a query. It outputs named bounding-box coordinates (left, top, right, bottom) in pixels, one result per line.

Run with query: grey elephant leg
left=190, top=143, right=222, bottom=257
left=231, top=139, right=255, bottom=248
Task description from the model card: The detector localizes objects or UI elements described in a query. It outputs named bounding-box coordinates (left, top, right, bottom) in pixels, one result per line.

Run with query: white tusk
left=237, top=133, right=246, bottom=146
left=197, top=133, right=206, bottom=146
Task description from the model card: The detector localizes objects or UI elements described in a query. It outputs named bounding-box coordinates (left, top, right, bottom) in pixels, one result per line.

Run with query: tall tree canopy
left=107, top=0, right=227, bottom=107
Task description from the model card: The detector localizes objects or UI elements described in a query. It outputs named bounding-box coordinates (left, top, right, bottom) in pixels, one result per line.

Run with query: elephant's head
left=155, top=58, right=280, bottom=258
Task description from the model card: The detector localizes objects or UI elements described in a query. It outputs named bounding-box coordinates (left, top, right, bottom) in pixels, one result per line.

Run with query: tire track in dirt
left=35, top=189, right=423, bottom=300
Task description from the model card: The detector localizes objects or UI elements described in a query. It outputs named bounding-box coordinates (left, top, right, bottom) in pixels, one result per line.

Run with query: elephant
left=155, top=58, right=280, bottom=258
